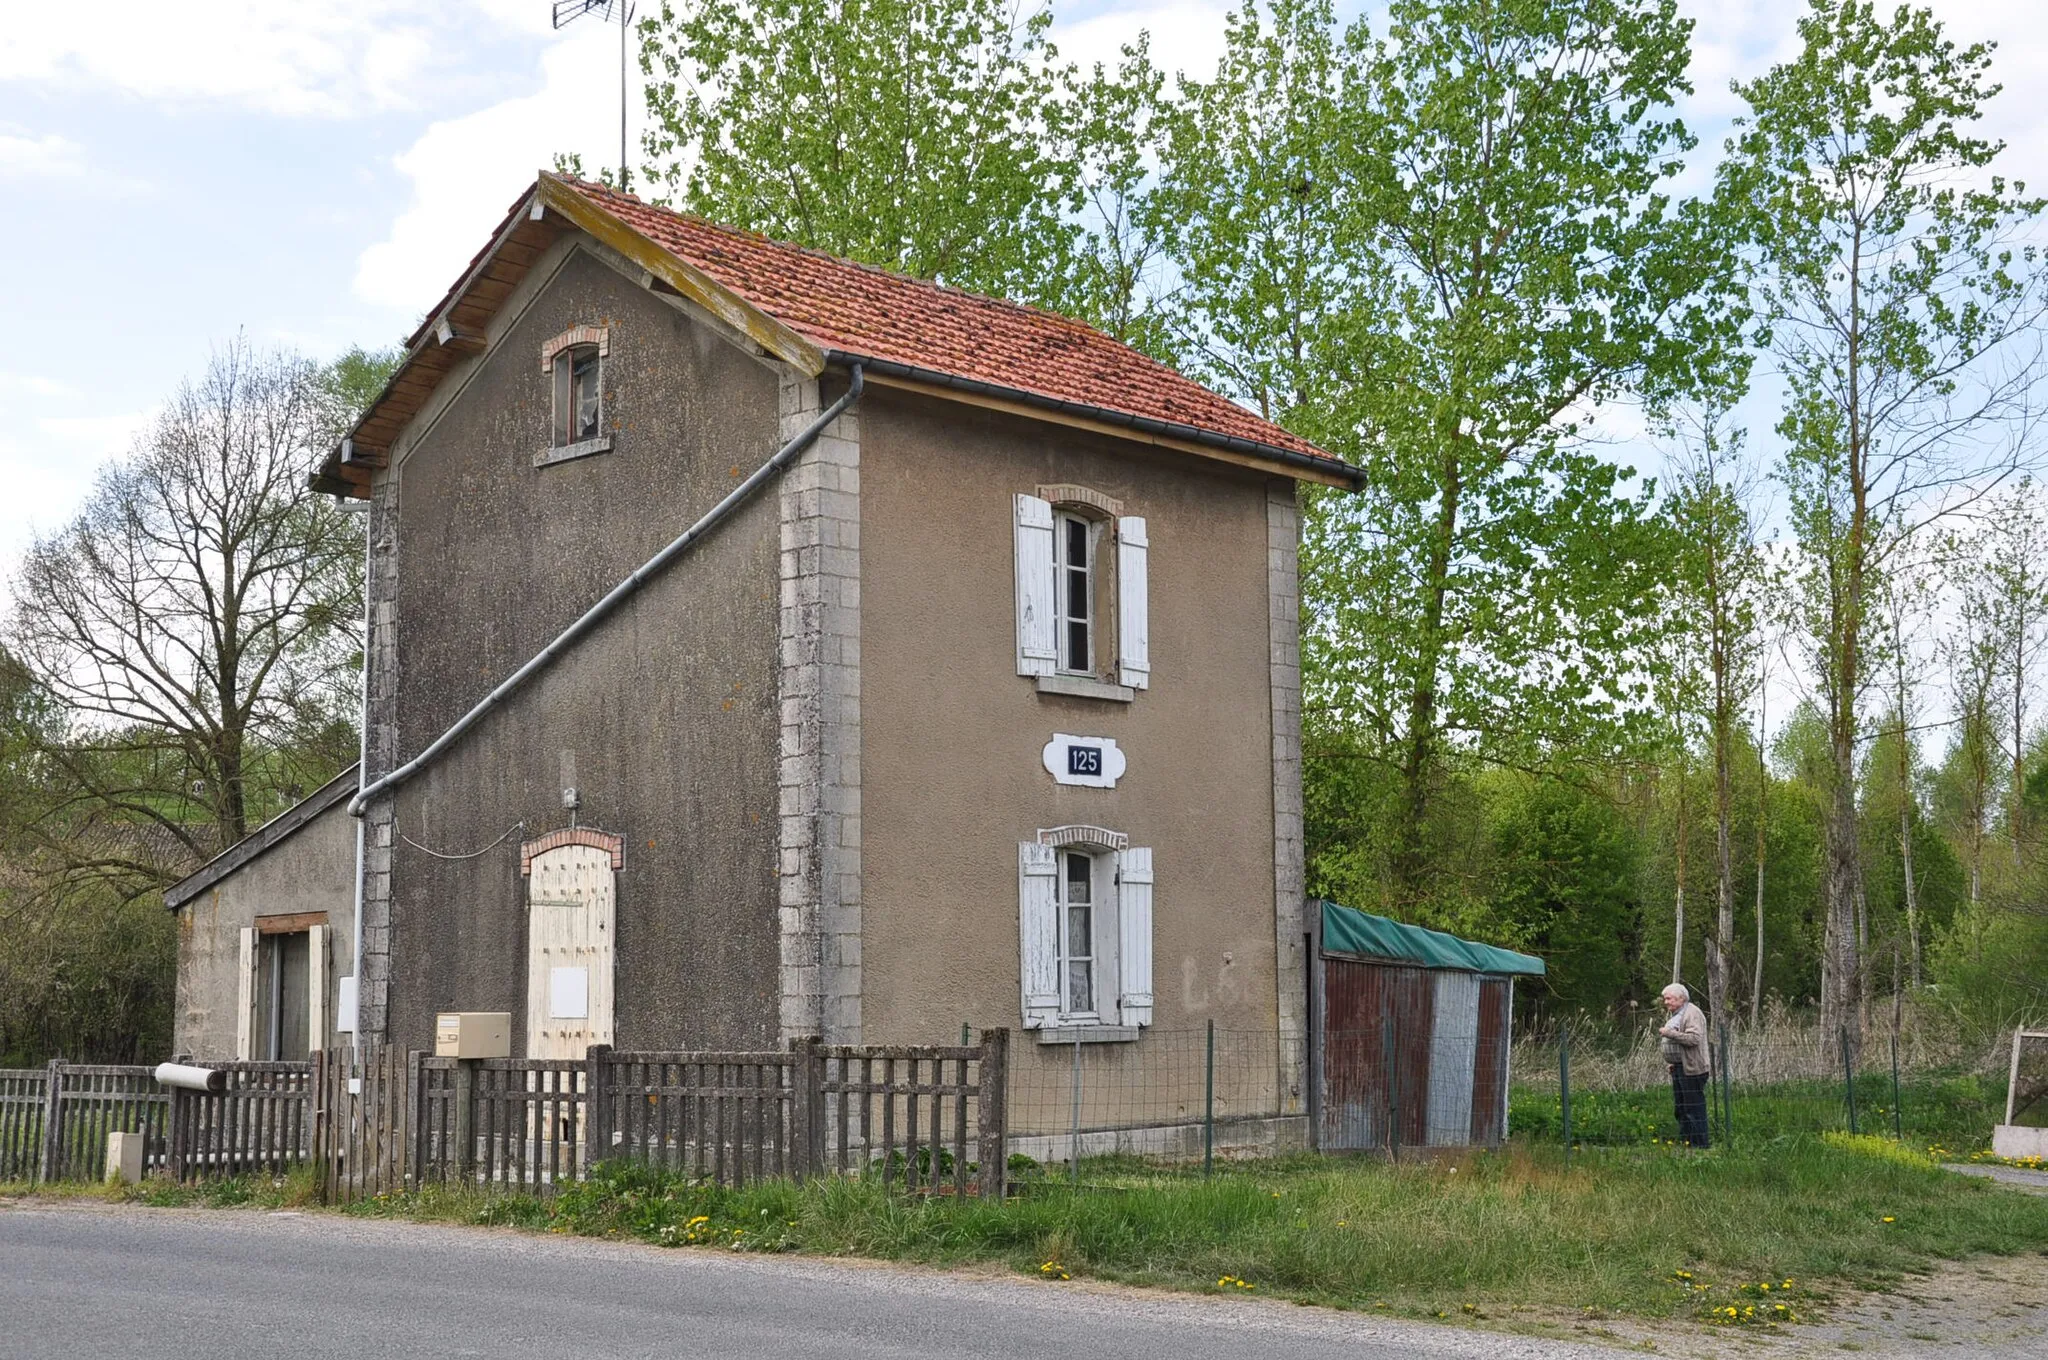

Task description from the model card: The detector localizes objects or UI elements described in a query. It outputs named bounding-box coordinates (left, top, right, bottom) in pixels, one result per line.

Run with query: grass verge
left=10, top=1141, right=2047, bottom=1330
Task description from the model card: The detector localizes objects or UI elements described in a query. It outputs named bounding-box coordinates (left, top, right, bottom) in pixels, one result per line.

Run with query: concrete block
left=1993, top=1125, right=2048, bottom=1159
left=105, top=1131, right=145, bottom=1184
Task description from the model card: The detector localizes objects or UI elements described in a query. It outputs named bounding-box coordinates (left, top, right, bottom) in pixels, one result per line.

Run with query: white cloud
left=0, top=128, right=82, bottom=179
left=353, top=26, right=631, bottom=313
left=0, top=372, right=78, bottom=399
left=0, top=1, right=471, bottom=118
left=37, top=412, right=152, bottom=448
left=0, top=411, right=153, bottom=571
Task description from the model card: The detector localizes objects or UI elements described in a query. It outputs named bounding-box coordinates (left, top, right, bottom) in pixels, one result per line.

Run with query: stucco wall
left=172, top=797, right=357, bottom=1060
left=381, top=244, right=785, bottom=1054
left=856, top=385, right=1289, bottom=1115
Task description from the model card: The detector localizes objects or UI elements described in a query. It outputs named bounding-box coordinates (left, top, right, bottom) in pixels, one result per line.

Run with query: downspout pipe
left=345, top=363, right=864, bottom=821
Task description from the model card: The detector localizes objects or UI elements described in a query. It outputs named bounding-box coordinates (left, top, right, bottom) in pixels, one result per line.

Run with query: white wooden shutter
left=306, top=924, right=328, bottom=1054
left=235, top=927, right=257, bottom=1060
left=1019, top=842, right=1061, bottom=1028
left=1117, top=516, right=1149, bottom=689
left=1117, top=847, right=1154, bottom=1027
left=1014, top=494, right=1057, bottom=675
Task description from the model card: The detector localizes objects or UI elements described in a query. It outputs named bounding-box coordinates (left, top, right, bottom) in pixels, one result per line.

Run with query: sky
left=1, top=0, right=2045, bottom=581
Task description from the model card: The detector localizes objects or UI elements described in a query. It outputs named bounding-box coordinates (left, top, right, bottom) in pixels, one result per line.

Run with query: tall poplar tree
left=1665, top=418, right=1766, bottom=1023
left=1313, top=0, right=1742, bottom=901
left=1719, top=0, right=2047, bottom=1046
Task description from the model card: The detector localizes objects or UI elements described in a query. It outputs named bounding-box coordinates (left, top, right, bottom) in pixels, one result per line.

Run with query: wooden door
left=526, top=843, right=616, bottom=1060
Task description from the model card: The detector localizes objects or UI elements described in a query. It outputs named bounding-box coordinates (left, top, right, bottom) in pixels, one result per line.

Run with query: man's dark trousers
left=1670, top=1065, right=1711, bottom=1147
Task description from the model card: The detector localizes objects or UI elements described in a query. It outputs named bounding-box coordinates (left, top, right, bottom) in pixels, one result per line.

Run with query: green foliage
left=1489, top=775, right=1648, bottom=1018
left=1931, top=862, right=2048, bottom=1037
left=638, top=0, right=1164, bottom=338
left=1721, top=0, right=2048, bottom=1029
left=1284, top=0, right=1743, bottom=895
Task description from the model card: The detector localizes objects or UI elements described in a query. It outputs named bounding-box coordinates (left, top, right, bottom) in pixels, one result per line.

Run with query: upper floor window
left=1056, top=511, right=1096, bottom=674
left=553, top=344, right=602, bottom=447
left=1014, top=490, right=1149, bottom=693
left=538, top=325, right=612, bottom=464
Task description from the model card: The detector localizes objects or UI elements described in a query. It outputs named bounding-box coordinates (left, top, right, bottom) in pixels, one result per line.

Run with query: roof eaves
left=163, top=764, right=361, bottom=911
left=830, top=352, right=1365, bottom=490
left=537, top=173, right=826, bottom=377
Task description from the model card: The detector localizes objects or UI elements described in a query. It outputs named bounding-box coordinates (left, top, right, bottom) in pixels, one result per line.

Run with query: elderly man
left=1658, top=983, right=1712, bottom=1148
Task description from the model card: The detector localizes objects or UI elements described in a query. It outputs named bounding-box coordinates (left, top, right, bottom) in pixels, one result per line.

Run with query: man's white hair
left=1662, top=983, right=1690, bottom=1002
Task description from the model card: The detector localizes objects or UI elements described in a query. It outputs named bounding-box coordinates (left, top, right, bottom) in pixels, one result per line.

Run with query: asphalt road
left=0, top=1201, right=1634, bottom=1360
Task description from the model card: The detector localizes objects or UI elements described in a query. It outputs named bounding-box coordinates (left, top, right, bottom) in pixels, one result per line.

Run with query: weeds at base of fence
left=0, top=1163, right=324, bottom=1210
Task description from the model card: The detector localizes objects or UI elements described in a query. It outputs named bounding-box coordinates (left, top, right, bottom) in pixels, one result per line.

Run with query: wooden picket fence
left=313, top=1031, right=1011, bottom=1203
left=413, top=1055, right=587, bottom=1191
left=4, top=1032, right=1012, bottom=1204
left=0, top=1059, right=315, bottom=1185
left=819, top=1043, right=1009, bottom=1196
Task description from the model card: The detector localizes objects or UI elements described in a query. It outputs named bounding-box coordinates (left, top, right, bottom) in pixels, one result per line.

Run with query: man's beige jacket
left=1659, top=1001, right=1712, bottom=1076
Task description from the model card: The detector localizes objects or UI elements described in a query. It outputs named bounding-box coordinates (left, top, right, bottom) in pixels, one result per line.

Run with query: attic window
left=553, top=345, right=602, bottom=447
left=536, top=325, right=613, bottom=468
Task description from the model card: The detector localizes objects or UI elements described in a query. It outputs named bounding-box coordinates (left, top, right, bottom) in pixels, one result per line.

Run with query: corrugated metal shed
left=1311, top=901, right=1540, bottom=1153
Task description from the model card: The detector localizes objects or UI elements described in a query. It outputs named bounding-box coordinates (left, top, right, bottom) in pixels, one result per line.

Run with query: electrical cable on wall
left=399, top=821, right=527, bottom=861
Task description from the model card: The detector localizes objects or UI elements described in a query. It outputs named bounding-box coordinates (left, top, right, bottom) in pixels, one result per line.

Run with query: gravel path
left=1943, top=1162, right=2048, bottom=1194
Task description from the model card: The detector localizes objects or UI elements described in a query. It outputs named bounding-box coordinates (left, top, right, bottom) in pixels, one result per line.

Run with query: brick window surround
left=539, top=324, right=610, bottom=371
left=519, top=826, right=625, bottom=876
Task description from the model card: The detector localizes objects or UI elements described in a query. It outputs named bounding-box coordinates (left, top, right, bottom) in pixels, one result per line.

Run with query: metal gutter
left=346, top=364, right=866, bottom=819
left=827, top=351, right=1365, bottom=490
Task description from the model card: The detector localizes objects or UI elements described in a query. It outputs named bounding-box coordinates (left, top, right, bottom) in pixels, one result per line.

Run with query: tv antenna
left=552, top=0, right=639, bottom=192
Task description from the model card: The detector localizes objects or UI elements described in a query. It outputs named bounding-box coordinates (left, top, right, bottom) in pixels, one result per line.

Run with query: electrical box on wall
left=434, top=1011, right=510, bottom=1059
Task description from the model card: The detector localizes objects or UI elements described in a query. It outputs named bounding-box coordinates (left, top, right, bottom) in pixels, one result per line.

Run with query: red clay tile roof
left=558, top=178, right=1346, bottom=475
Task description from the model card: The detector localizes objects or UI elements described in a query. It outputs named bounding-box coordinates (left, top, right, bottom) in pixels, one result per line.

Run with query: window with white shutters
left=1013, top=492, right=1150, bottom=690
left=1019, top=836, right=1154, bottom=1031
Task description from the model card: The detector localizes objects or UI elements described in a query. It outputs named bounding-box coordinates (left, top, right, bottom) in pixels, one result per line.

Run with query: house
left=165, top=172, right=1361, bottom=1141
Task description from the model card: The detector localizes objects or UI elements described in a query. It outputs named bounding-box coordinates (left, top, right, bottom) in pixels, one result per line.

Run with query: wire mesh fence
left=1004, top=1027, right=1301, bottom=1181
left=1509, top=1023, right=2013, bottom=1152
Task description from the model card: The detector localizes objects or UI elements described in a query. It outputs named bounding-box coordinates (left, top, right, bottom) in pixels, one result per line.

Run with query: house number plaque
left=1043, top=733, right=1126, bottom=789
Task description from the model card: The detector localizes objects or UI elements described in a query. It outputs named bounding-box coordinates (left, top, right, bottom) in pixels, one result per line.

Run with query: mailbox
left=434, top=1011, right=510, bottom=1059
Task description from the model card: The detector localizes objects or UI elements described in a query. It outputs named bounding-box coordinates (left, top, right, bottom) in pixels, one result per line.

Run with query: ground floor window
left=237, top=919, right=326, bottom=1061
left=1021, top=833, right=1153, bottom=1031
left=1058, top=848, right=1103, bottom=1018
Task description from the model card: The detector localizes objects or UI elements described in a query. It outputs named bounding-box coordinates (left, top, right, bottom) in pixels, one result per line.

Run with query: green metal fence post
left=1559, top=1024, right=1572, bottom=1166
left=1890, top=1033, right=1902, bottom=1141
left=1203, top=1019, right=1215, bottom=1180
left=1070, top=1036, right=1082, bottom=1188
left=1840, top=1027, right=1859, bottom=1136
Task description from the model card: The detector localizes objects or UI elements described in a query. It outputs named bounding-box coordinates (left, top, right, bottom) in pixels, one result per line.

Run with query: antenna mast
left=552, top=0, right=638, bottom=192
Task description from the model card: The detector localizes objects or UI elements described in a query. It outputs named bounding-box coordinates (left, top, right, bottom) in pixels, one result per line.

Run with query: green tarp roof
left=1318, top=900, right=1546, bottom=977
